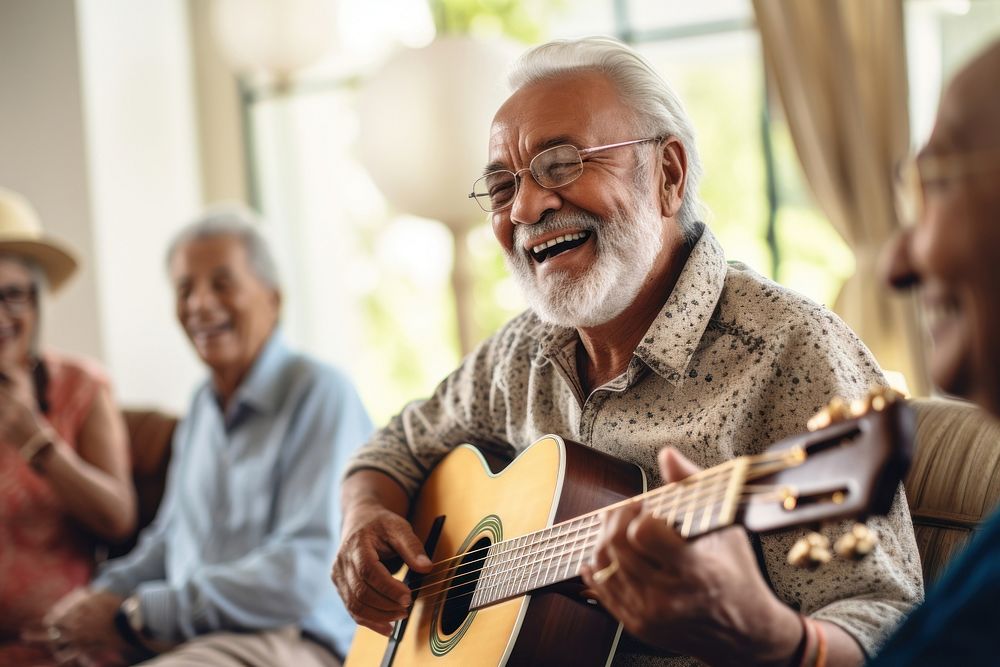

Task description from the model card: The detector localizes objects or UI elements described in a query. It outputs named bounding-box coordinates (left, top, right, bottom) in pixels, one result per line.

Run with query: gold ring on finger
left=593, top=559, right=620, bottom=584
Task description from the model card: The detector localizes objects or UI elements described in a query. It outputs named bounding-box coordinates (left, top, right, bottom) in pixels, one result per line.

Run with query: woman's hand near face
left=2, top=359, right=137, bottom=542
left=0, top=361, right=46, bottom=451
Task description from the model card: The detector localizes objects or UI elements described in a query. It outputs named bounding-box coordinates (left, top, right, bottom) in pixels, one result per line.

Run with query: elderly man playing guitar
left=333, top=37, right=922, bottom=667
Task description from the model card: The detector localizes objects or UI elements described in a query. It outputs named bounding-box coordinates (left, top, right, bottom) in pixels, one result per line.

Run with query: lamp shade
left=211, top=0, right=336, bottom=77
left=357, top=36, right=516, bottom=227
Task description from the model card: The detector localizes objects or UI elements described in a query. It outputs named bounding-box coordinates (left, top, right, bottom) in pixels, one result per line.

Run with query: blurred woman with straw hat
left=0, top=187, right=135, bottom=666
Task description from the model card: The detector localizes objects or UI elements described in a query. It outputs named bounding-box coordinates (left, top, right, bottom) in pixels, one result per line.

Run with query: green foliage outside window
left=430, top=0, right=565, bottom=41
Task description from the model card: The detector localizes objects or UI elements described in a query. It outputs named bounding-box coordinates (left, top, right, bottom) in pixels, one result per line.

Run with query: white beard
left=505, top=204, right=663, bottom=328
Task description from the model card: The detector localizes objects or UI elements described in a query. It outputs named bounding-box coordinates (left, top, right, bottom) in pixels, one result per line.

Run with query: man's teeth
left=531, top=232, right=588, bottom=255
left=191, top=323, right=229, bottom=337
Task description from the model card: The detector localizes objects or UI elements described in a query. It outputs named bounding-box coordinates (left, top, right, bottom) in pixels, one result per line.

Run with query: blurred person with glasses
left=0, top=187, right=135, bottom=667
left=872, top=39, right=1000, bottom=667
left=333, top=37, right=921, bottom=666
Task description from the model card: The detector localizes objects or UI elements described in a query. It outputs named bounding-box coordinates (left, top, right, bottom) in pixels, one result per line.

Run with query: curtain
left=752, top=0, right=929, bottom=395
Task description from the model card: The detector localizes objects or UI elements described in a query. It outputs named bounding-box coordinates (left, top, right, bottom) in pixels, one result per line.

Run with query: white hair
left=165, top=205, right=281, bottom=289
left=508, top=36, right=706, bottom=242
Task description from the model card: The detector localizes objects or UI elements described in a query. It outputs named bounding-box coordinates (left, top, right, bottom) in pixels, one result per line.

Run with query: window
left=244, top=0, right=999, bottom=423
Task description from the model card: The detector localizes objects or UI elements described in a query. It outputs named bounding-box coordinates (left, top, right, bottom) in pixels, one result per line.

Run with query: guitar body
left=345, top=435, right=647, bottom=667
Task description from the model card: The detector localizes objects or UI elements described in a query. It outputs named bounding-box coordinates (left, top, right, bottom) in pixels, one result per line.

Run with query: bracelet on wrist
left=114, top=606, right=145, bottom=649
left=794, top=616, right=827, bottom=667
left=19, top=428, right=54, bottom=470
left=116, top=596, right=173, bottom=656
left=788, top=614, right=810, bottom=667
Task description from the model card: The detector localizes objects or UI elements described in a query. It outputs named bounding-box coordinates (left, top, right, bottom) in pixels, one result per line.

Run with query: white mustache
left=513, top=212, right=602, bottom=248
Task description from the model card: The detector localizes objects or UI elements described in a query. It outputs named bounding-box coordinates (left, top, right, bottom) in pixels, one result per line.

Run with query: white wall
left=0, top=0, right=104, bottom=362
left=75, top=0, right=206, bottom=412
left=187, top=0, right=248, bottom=204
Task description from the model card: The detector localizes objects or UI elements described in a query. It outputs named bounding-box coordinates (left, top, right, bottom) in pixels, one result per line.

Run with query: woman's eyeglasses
left=0, top=284, right=37, bottom=314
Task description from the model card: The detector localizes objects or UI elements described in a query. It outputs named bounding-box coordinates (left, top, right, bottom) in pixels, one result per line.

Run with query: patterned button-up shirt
left=347, top=226, right=923, bottom=664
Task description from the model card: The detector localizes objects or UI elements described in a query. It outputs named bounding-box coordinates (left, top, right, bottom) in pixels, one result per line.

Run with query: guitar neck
left=460, top=399, right=912, bottom=611
left=469, top=456, right=753, bottom=610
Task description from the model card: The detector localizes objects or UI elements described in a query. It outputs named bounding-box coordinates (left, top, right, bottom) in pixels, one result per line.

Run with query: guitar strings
left=404, top=460, right=739, bottom=595
left=404, top=449, right=799, bottom=598
left=460, top=478, right=733, bottom=605
left=413, top=445, right=800, bottom=575
left=407, top=479, right=780, bottom=604
left=408, top=487, right=789, bottom=611
left=421, top=470, right=740, bottom=605
left=463, top=467, right=731, bottom=597
left=453, top=461, right=800, bottom=606
left=403, top=451, right=798, bottom=602
left=410, top=457, right=742, bottom=571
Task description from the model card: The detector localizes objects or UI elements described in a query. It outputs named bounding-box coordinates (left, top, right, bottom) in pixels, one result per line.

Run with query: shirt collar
left=634, top=225, right=727, bottom=385
left=530, top=224, right=728, bottom=386
left=214, top=328, right=292, bottom=417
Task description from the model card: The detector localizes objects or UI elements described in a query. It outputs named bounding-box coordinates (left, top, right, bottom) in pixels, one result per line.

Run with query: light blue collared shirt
left=94, top=331, right=372, bottom=657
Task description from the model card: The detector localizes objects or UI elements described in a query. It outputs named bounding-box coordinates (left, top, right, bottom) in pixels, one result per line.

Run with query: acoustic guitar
left=345, top=395, right=914, bottom=667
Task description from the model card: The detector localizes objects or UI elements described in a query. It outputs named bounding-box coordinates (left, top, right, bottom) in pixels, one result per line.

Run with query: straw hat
left=0, top=187, right=79, bottom=292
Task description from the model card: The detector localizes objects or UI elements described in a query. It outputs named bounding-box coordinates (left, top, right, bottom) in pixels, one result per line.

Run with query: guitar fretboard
left=469, top=457, right=749, bottom=609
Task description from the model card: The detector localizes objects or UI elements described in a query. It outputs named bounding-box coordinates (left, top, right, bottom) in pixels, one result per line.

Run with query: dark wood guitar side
left=503, top=440, right=645, bottom=666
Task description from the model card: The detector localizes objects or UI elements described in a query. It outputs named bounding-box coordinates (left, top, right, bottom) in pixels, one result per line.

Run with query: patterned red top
left=0, top=351, right=111, bottom=664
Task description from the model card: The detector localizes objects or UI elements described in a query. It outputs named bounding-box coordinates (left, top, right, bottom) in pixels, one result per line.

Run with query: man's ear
left=657, top=138, right=688, bottom=218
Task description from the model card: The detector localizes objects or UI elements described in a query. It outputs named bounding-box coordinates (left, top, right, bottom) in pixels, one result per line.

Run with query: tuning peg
left=787, top=532, right=833, bottom=569
left=834, top=523, right=878, bottom=560
left=849, top=397, right=870, bottom=418
left=807, top=397, right=852, bottom=431
left=868, top=386, right=903, bottom=412
left=850, top=387, right=903, bottom=417
left=811, top=388, right=905, bottom=430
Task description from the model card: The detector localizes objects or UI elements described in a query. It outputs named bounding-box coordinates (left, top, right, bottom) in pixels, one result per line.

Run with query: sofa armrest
left=106, top=409, right=177, bottom=559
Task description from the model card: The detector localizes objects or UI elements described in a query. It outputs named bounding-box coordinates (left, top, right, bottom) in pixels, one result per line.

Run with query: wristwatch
left=114, top=595, right=148, bottom=648
left=116, top=595, right=176, bottom=654
left=121, top=596, right=145, bottom=636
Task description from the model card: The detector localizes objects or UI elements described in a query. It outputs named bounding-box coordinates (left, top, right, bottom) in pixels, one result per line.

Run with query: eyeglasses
left=468, top=138, right=662, bottom=213
left=895, top=148, right=1000, bottom=225
left=0, top=284, right=36, bottom=314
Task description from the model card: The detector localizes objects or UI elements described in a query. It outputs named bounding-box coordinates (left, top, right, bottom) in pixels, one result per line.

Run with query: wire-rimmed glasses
left=895, top=148, right=1000, bottom=226
left=468, top=138, right=662, bottom=213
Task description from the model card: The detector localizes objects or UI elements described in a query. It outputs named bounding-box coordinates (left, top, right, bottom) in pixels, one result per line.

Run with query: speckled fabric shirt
left=346, top=226, right=923, bottom=665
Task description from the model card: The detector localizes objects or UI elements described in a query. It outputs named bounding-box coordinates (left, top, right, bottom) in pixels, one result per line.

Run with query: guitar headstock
left=742, top=388, right=915, bottom=534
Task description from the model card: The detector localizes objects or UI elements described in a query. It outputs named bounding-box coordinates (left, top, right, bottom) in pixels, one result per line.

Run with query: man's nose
left=881, top=228, right=920, bottom=290
left=510, top=172, right=561, bottom=225
left=184, top=283, right=217, bottom=311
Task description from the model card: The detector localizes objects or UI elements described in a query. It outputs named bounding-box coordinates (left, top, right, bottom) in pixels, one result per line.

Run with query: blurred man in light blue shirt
left=41, top=207, right=371, bottom=666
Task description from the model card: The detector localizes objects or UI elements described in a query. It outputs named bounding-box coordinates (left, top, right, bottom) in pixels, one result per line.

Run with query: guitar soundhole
left=440, top=536, right=490, bottom=635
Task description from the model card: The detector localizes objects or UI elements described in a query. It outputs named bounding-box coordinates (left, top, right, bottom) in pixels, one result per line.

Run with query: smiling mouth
left=188, top=321, right=232, bottom=340
left=529, top=231, right=592, bottom=263
left=923, top=300, right=960, bottom=335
